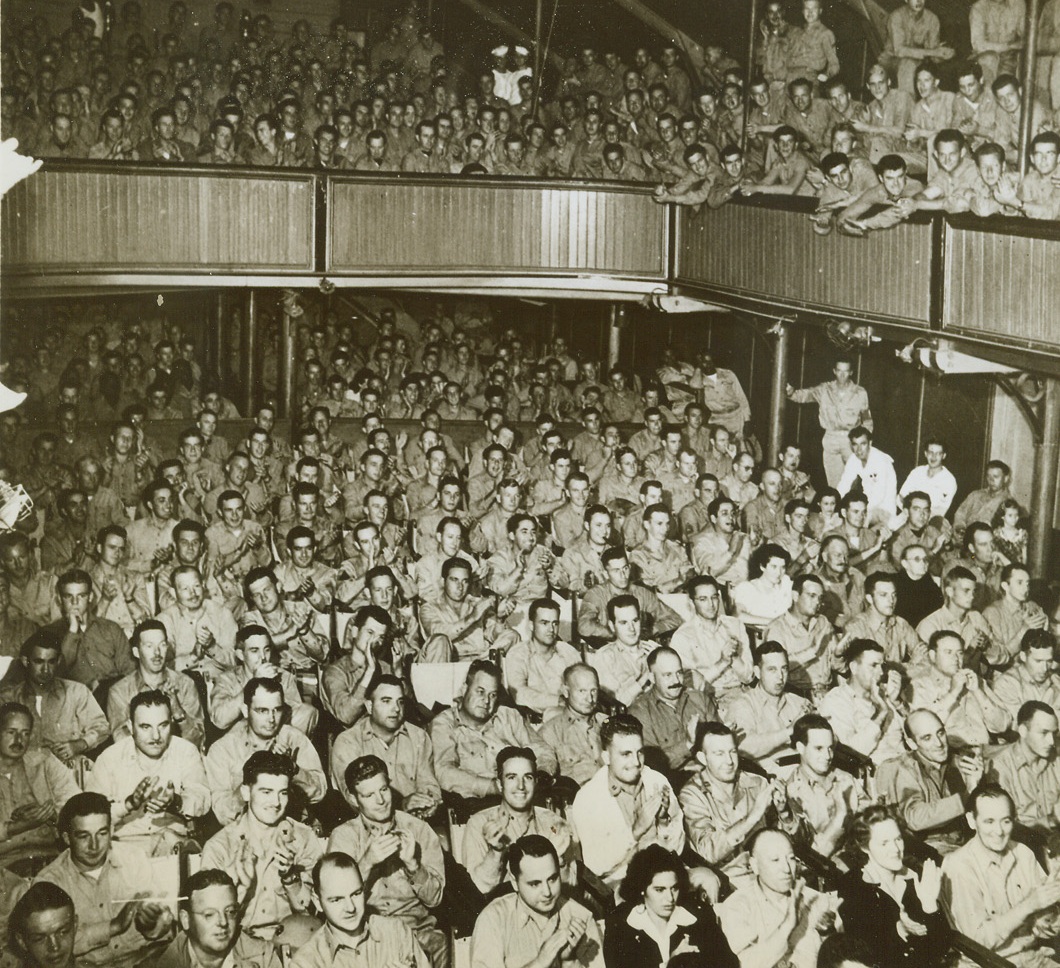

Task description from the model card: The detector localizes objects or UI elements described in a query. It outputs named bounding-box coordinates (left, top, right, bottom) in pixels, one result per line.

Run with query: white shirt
left=899, top=464, right=958, bottom=518
left=837, top=447, right=897, bottom=521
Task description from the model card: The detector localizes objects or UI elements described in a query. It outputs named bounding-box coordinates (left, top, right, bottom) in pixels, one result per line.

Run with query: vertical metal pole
left=1029, top=378, right=1060, bottom=575
left=243, top=289, right=258, bottom=416
left=209, top=293, right=225, bottom=383
left=531, top=0, right=544, bottom=119
left=767, top=321, right=790, bottom=466
left=914, top=368, right=926, bottom=459
left=278, top=310, right=295, bottom=419
left=608, top=304, right=625, bottom=370
left=740, top=0, right=761, bottom=153
left=1018, top=0, right=1042, bottom=177
left=221, top=299, right=235, bottom=389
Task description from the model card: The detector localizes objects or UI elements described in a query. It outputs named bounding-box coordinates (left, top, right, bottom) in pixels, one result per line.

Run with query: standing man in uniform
left=786, top=358, right=873, bottom=487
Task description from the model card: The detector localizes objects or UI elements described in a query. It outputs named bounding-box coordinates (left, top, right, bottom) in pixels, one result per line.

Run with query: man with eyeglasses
left=158, top=868, right=279, bottom=968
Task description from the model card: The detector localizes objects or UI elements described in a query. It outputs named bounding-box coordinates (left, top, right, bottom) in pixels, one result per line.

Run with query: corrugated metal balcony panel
left=675, top=202, right=933, bottom=325
left=1, top=168, right=315, bottom=273
left=327, top=179, right=667, bottom=277
left=944, top=226, right=1060, bottom=349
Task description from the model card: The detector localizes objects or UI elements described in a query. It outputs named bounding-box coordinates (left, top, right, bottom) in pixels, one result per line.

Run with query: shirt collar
left=626, top=903, right=697, bottom=933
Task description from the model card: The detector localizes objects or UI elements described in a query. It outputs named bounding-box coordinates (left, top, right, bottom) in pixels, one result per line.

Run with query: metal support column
left=278, top=309, right=295, bottom=419
left=209, top=293, right=225, bottom=384
left=740, top=0, right=761, bottom=153
left=608, top=304, right=625, bottom=370
left=1018, top=0, right=1042, bottom=177
left=1029, top=378, right=1060, bottom=575
left=767, top=321, right=790, bottom=466
left=242, top=289, right=259, bottom=416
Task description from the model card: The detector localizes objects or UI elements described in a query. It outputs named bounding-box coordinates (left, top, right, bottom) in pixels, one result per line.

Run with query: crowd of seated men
left=3, top=0, right=1059, bottom=225
left=2, top=292, right=1060, bottom=968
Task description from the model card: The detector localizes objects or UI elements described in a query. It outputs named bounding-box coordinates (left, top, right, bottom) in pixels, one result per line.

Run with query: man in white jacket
left=569, top=713, right=684, bottom=886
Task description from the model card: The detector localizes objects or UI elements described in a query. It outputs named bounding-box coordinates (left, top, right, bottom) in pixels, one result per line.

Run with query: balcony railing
left=3, top=160, right=1059, bottom=355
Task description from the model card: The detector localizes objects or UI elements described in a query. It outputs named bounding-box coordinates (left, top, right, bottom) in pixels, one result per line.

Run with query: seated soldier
left=538, top=663, right=608, bottom=786
left=330, top=674, right=441, bottom=819
left=47, top=569, right=134, bottom=690
left=469, top=476, right=523, bottom=557
left=941, top=784, right=1060, bottom=968
left=327, top=756, right=447, bottom=968
left=8, top=883, right=79, bottom=968
left=811, top=535, right=867, bottom=630
left=0, top=531, right=58, bottom=627
left=205, top=677, right=326, bottom=826
left=629, top=646, right=716, bottom=774
left=503, top=598, right=581, bottom=716
left=991, top=700, right=1060, bottom=830
left=462, top=746, right=577, bottom=896
left=0, top=702, right=79, bottom=866
left=785, top=714, right=870, bottom=858
left=916, top=567, right=998, bottom=667
left=819, top=639, right=907, bottom=765
left=273, top=526, right=338, bottom=616
left=773, top=499, right=821, bottom=573
left=909, top=630, right=1010, bottom=748
left=722, top=642, right=814, bottom=770
left=671, top=575, right=754, bottom=701
left=158, top=565, right=239, bottom=675
left=577, top=548, right=682, bottom=645
left=419, top=558, right=519, bottom=662
left=470, top=834, right=603, bottom=968
left=888, top=491, right=948, bottom=573
left=208, top=624, right=318, bottom=735
left=629, top=504, right=692, bottom=595
left=764, top=574, right=840, bottom=698
left=993, top=630, right=1060, bottom=718
left=681, top=720, right=802, bottom=888
left=550, top=471, right=593, bottom=551
left=570, top=714, right=685, bottom=887
left=876, top=708, right=984, bottom=853
left=982, top=564, right=1050, bottom=668
left=155, top=520, right=238, bottom=615
left=87, top=689, right=209, bottom=856
left=33, top=792, right=175, bottom=968
left=717, top=828, right=839, bottom=968
left=484, top=514, right=555, bottom=617
left=588, top=595, right=659, bottom=706
left=107, top=620, right=204, bottom=748
left=430, top=660, right=557, bottom=801
left=240, top=567, right=329, bottom=672
left=679, top=474, right=722, bottom=544
left=200, top=751, right=322, bottom=936
left=844, top=571, right=927, bottom=669
left=203, top=490, right=271, bottom=582
left=320, top=605, right=390, bottom=727
left=158, top=868, right=280, bottom=968
left=690, top=497, right=752, bottom=588
left=293, top=852, right=431, bottom=968
left=89, top=526, right=153, bottom=636
left=412, top=516, right=481, bottom=606
left=0, top=632, right=109, bottom=765
left=552, top=503, right=611, bottom=594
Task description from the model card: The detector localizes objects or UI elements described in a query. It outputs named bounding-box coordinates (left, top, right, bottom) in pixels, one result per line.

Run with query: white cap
left=514, top=45, right=529, bottom=55
left=491, top=45, right=509, bottom=57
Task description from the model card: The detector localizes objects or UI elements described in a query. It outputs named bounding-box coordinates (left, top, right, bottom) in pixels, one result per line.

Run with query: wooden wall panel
left=1, top=169, right=315, bottom=274
left=943, top=226, right=1060, bottom=349
left=675, top=202, right=934, bottom=325
left=327, top=179, right=668, bottom=278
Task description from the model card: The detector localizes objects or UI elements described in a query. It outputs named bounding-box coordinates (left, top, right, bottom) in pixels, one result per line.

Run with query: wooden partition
left=941, top=215, right=1060, bottom=352
left=673, top=196, right=937, bottom=327
left=326, top=175, right=670, bottom=281
left=0, top=162, right=317, bottom=279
